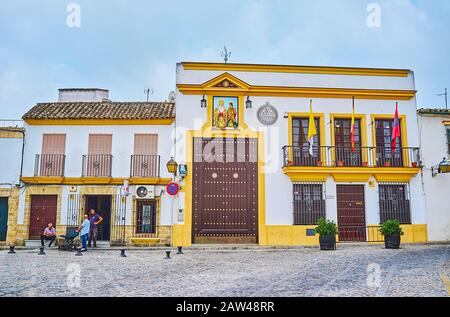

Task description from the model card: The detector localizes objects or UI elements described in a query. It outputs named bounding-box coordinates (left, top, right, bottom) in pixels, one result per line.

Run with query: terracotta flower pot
left=316, top=161, right=323, bottom=167
left=337, top=161, right=344, bottom=167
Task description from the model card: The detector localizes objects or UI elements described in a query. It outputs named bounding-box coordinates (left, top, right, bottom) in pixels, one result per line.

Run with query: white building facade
left=172, top=62, right=427, bottom=246
left=418, top=109, right=450, bottom=241
left=14, top=89, right=176, bottom=246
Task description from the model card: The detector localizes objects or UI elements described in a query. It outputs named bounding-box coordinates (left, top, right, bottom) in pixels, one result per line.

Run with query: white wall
left=0, top=137, right=22, bottom=186
left=419, top=114, right=450, bottom=241
left=20, top=123, right=175, bottom=228
left=175, top=64, right=425, bottom=228
left=22, top=124, right=174, bottom=179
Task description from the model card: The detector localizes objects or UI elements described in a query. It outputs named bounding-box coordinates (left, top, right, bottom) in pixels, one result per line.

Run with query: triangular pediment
left=201, top=72, right=251, bottom=90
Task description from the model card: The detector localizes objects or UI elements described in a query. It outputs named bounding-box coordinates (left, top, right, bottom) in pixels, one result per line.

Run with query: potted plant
left=384, top=160, right=392, bottom=167
left=337, top=160, right=344, bottom=167
left=379, top=220, right=404, bottom=249
left=316, top=160, right=323, bottom=167
left=315, top=218, right=338, bottom=251
left=411, top=161, right=418, bottom=168
left=362, top=161, right=369, bottom=167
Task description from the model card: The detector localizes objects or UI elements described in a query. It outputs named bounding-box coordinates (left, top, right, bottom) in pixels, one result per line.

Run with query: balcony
left=282, top=146, right=421, bottom=183
left=34, top=154, right=65, bottom=177
left=282, top=146, right=421, bottom=168
left=82, top=154, right=112, bottom=177
left=130, top=155, right=160, bottom=178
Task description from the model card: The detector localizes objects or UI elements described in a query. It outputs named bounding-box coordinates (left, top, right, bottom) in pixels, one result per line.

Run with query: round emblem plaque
left=257, top=102, right=278, bottom=126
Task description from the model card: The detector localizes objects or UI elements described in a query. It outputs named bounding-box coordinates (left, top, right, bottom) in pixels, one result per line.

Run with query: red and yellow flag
left=391, top=102, right=401, bottom=152
left=351, top=97, right=356, bottom=152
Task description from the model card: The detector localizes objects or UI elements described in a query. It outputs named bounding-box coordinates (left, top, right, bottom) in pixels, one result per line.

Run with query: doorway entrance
left=29, top=195, right=58, bottom=240
left=192, top=137, right=258, bottom=244
left=336, top=185, right=366, bottom=242
left=85, top=195, right=112, bottom=241
left=0, top=197, right=8, bottom=241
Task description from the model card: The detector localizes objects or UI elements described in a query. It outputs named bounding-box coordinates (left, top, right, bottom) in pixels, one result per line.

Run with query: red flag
left=391, top=102, right=401, bottom=152
left=351, top=97, right=355, bottom=152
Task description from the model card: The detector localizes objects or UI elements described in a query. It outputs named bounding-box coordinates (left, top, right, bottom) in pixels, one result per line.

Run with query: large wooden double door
left=192, top=138, right=258, bottom=243
left=29, top=195, right=58, bottom=239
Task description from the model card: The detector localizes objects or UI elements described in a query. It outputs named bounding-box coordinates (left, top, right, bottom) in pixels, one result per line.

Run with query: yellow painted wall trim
left=181, top=62, right=411, bottom=77
left=177, top=84, right=416, bottom=100
left=330, top=113, right=368, bottom=164
left=283, top=167, right=420, bottom=183
left=24, top=118, right=174, bottom=126
left=130, top=237, right=160, bottom=246
left=21, top=176, right=172, bottom=185
left=370, top=114, right=410, bottom=167
left=263, top=225, right=319, bottom=246
left=374, top=170, right=420, bottom=182
left=332, top=173, right=372, bottom=182
left=0, top=130, right=24, bottom=139
left=172, top=126, right=266, bottom=246
left=283, top=170, right=329, bottom=182
left=368, top=224, right=428, bottom=243
left=287, top=112, right=326, bottom=147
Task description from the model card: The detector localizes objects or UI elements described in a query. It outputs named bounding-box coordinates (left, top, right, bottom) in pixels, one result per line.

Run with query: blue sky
left=0, top=0, right=449, bottom=118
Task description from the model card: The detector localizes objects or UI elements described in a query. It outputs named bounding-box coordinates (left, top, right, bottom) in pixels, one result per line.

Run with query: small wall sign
left=257, top=102, right=278, bottom=126
left=166, top=182, right=180, bottom=196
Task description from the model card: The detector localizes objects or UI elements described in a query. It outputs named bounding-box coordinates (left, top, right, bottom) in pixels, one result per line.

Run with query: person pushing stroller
left=78, top=214, right=90, bottom=252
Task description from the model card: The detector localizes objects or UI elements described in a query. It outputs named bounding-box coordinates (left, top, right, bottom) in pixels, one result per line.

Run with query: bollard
left=165, top=251, right=171, bottom=259
left=38, top=246, right=46, bottom=255
left=177, top=246, right=183, bottom=254
left=75, top=248, right=83, bottom=256
left=120, top=249, right=127, bottom=257
left=8, top=246, right=16, bottom=254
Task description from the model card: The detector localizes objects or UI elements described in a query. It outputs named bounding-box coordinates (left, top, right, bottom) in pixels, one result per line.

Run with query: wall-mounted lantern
left=166, top=157, right=178, bottom=175
left=432, top=157, right=450, bottom=177
left=200, top=95, right=207, bottom=108
left=245, top=96, right=252, bottom=109
left=178, top=164, right=188, bottom=179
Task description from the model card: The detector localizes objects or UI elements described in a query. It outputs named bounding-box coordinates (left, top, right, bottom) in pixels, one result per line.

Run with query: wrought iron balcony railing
left=283, top=145, right=421, bottom=168
left=130, top=155, right=160, bottom=178
left=34, top=154, right=66, bottom=177
left=82, top=154, right=112, bottom=177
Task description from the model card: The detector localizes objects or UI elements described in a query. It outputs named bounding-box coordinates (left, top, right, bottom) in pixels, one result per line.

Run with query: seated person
left=41, top=223, right=56, bottom=247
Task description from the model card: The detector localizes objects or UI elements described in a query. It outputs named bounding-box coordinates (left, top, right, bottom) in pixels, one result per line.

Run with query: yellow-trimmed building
left=14, top=89, right=176, bottom=247
left=2, top=62, right=430, bottom=247
left=172, top=62, right=427, bottom=246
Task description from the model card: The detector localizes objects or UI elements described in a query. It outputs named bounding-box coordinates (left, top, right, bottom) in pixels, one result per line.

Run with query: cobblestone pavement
left=0, top=244, right=448, bottom=297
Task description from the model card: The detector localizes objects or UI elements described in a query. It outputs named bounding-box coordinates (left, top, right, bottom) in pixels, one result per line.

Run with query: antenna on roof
left=144, top=87, right=153, bottom=102
left=221, top=46, right=231, bottom=64
left=437, top=88, right=448, bottom=110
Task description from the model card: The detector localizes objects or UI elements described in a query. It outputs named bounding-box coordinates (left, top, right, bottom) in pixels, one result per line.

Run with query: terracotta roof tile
left=22, top=101, right=175, bottom=120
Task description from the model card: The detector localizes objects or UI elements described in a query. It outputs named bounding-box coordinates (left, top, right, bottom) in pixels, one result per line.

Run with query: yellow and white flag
left=307, top=100, right=317, bottom=156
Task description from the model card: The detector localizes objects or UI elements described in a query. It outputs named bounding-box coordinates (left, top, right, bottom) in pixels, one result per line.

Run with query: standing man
left=78, top=214, right=90, bottom=252
left=88, top=209, right=103, bottom=248
left=40, top=223, right=56, bottom=247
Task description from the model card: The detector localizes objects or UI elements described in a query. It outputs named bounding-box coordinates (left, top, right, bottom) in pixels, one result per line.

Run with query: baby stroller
left=58, top=229, right=80, bottom=252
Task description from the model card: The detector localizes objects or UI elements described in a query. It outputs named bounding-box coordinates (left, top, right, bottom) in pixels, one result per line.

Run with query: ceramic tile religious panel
left=212, top=96, right=239, bottom=129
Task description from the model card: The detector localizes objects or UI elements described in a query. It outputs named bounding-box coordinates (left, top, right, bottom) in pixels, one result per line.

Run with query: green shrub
left=379, top=220, right=404, bottom=236
left=315, top=218, right=338, bottom=236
